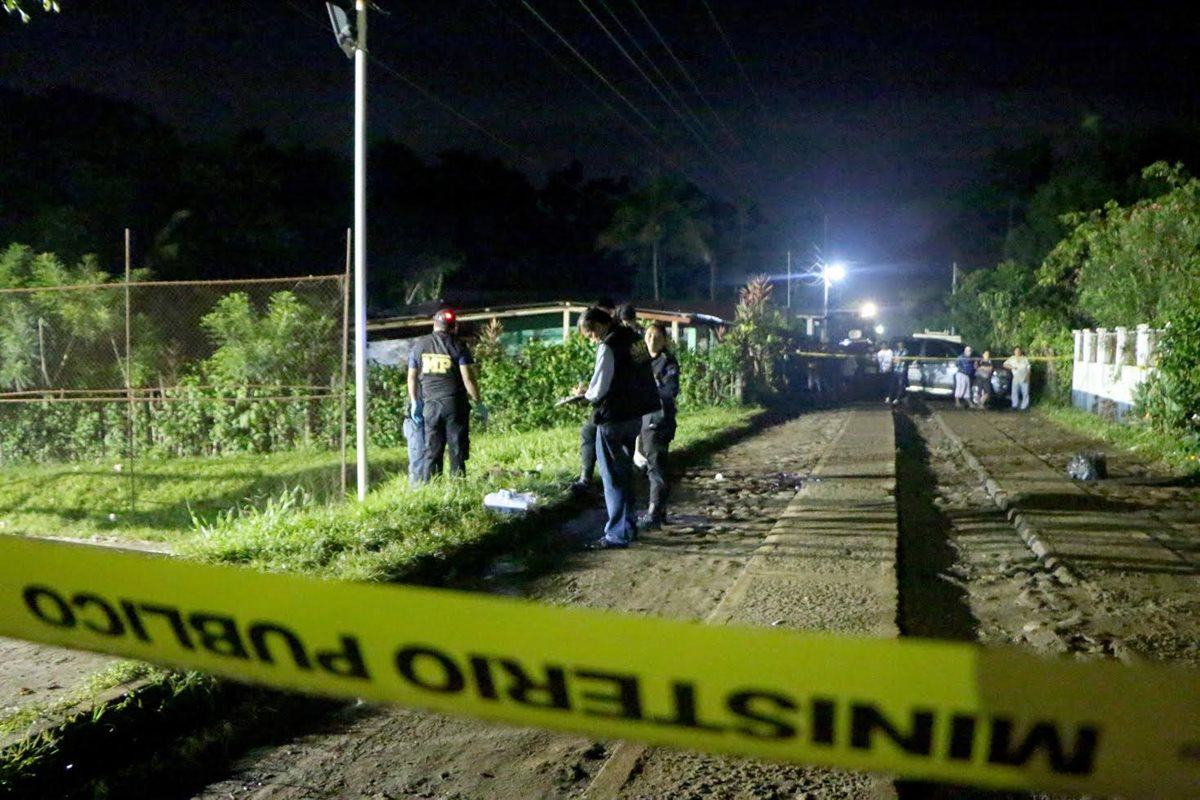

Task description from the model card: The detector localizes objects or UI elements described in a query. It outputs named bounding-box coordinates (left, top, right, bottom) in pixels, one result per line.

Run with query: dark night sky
left=2, top=1, right=1198, bottom=302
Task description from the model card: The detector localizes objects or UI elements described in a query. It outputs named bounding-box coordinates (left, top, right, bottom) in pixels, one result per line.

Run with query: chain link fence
left=0, top=274, right=350, bottom=511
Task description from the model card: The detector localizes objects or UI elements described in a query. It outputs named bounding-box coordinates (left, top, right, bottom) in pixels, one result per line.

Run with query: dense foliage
left=1134, top=305, right=1200, bottom=445
left=952, top=159, right=1200, bottom=432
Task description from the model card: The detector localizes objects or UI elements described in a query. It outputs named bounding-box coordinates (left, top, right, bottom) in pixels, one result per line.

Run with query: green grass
left=1038, top=405, right=1200, bottom=476
left=0, top=448, right=409, bottom=543
left=0, top=406, right=759, bottom=577
left=183, top=405, right=759, bottom=580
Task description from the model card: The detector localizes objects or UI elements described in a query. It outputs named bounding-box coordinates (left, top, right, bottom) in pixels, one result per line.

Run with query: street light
left=821, top=262, right=846, bottom=342
left=859, top=301, right=877, bottom=319
left=874, top=324, right=885, bottom=336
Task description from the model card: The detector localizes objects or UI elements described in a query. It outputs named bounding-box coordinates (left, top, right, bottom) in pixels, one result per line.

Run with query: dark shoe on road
left=586, top=537, right=629, bottom=550
left=569, top=480, right=590, bottom=497
left=638, top=514, right=665, bottom=531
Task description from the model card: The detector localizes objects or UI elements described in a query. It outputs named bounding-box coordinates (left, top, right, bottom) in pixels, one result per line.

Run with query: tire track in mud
left=591, top=407, right=898, bottom=800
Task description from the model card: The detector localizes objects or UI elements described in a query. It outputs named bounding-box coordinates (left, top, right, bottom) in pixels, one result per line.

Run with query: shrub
left=1135, top=304, right=1200, bottom=443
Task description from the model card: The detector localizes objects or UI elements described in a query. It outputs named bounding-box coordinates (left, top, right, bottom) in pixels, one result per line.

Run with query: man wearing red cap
left=407, top=308, right=486, bottom=480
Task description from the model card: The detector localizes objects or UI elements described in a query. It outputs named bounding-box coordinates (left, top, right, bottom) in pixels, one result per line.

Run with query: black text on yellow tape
left=1, top=535, right=1197, bottom=798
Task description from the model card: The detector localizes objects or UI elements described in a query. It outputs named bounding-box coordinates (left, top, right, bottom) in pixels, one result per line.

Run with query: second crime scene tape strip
left=0, top=534, right=1196, bottom=798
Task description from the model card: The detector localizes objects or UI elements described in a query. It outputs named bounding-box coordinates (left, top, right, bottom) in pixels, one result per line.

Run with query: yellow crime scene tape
left=793, top=351, right=1067, bottom=362
left=1, top=534, right=1197, bottom=798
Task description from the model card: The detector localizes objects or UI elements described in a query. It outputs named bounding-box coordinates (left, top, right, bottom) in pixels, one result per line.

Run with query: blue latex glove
left=410, top=399, right=424, bottom=425
left=474, top=402, right=490, bottom=423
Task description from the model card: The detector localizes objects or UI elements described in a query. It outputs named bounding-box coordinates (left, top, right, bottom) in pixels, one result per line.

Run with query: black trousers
left=642, top=412, right=675, bottom=516
left=579, top=419, right=597, bottom=481
left=423, top=396, right=470, bottom=479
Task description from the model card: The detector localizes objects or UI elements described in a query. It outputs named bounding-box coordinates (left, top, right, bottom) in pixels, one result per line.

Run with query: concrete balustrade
left=1072, top=323, right=1161, bottom=418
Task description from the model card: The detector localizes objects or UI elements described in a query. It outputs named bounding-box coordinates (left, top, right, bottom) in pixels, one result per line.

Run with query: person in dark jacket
left=954, top=346, right=975, bottom=408
left=615, top=302, right=644, bottom=335
left=573, top=306, right=660, bottom=548
left=407, top=308, right=486, bottom=480
left=640, top=322, right=679, bottom=529
left=570, top=297, right=615, bottom=496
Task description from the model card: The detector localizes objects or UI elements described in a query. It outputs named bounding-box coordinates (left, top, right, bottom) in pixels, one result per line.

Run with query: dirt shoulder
left=932, top=404, right=1200, bottom=667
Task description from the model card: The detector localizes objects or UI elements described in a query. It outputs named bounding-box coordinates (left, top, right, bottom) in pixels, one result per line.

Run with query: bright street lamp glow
left=824, top=262, right=846, bottom=284
left=859, top=301, right=877, bottom=319
left=874, top=324, right=885, bottom=335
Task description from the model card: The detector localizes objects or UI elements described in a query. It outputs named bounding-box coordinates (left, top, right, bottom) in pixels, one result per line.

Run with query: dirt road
left=10, top=401, right=1199, bottom=799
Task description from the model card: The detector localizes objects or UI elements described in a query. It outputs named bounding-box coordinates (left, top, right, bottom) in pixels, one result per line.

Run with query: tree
left=1039, top=162, right=1200, bottom=327
left=0, top=243, right=151, bottom=391
left=598, top=174, right=712, bottom=301
left=200, top=291, right=335, bottom=386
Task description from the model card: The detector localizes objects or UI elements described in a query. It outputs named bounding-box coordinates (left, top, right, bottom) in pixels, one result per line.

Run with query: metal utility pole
left=328, top=1, right=369, bottom=500
left=786, top=250, right=792, bottom=309
left=353, top=0, right=368, bottom=501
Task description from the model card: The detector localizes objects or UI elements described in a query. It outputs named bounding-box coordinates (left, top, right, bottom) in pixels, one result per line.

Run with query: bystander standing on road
left=841, top=349, right=860, bottom=400
left=875, top=341, right=894, bottom=402
left=889, top=340, right=909, bottom=405
left=973, top=350, right=995, bottom=408
left=574, top=306, right=660, bottom=549
left=1003, top=346, right=1032, bottom=410
left=407, top=308, right=486, bottom=480
left=954, top=345, right=975, bottom=408
left=640, top=322, right=679, bottom=529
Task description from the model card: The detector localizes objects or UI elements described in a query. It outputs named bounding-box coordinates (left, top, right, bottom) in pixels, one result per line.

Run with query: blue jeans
left=1012, top=381, right=1030, bottom=410
left=403, top=417, right=426, bottom=487
left=595, top=418, right=641, bottom=544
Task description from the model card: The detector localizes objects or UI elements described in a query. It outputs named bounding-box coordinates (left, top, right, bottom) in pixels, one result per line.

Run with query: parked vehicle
left=899, top=335, right=1011, bottom=406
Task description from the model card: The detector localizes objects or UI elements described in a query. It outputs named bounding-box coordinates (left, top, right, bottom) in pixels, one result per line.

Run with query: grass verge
left=1038, top=405, right=1200, bottom=476
left=182, top=405, right=761, bottom=580
left=0, top=448, right=409, bottom=543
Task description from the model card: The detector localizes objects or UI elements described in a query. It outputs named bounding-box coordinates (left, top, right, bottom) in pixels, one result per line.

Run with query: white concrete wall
left=1071, top=324, right=1160, bottom=415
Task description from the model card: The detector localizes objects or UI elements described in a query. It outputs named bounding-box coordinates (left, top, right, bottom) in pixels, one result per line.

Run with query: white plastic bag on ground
left=484, top=489, right=539, bottom=514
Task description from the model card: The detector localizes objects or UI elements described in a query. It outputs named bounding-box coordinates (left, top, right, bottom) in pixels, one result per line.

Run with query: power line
left=698, top=0, right=772, bottom=125
left=519, top=0, right=666, bottom=139
left=594, top=0, right=717, bottom=147
left=282, top=0, right=544, bottom=170
left=482, top=0, right=665, bottom=158
left=573, top=0, right=747, bottom=188
left=574, top=0, right=710, bottom=150
left=627, top=0, right=739, bottom=148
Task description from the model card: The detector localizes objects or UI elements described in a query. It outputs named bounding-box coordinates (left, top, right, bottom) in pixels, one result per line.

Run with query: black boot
left=640, top=504, right=665, bottom=530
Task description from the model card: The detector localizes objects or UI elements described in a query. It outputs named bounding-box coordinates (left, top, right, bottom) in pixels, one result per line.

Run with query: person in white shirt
left=1003, top=346, right=1032, bottom=410
left=875, top=342, right=894, bottom=402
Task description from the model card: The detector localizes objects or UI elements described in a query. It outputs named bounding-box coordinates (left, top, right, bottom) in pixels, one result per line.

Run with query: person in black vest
left=570, top=297, right=615, bottom=496
left=574, top=306, right=660, bottom=548
left=615, top=302, right=644, bottom=336
left=640, top=322, right=679, bottom=529
left=407, top=308, right=486, bottom=480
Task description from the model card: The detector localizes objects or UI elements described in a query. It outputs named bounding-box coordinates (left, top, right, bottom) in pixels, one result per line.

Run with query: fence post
left=125, top=228, right=136, bottom=516
left=341, top=228, right=352, bottom=499
left=1083, top=329, right=1098, bottom=363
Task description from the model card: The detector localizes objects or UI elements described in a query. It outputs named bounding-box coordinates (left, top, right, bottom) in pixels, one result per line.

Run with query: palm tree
left=598, top=175, right=711, bottom=301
